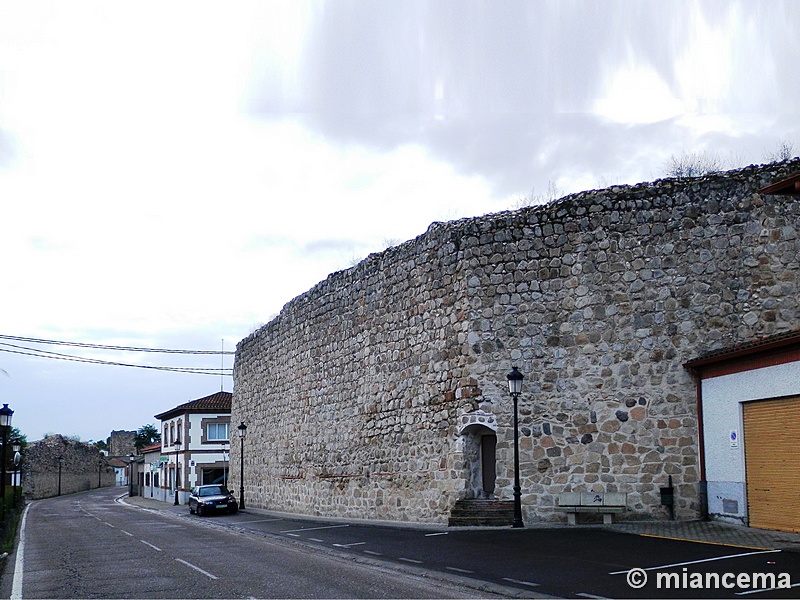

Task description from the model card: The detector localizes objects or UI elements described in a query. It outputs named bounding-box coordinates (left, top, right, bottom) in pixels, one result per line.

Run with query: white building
left=686, top=329, right=800, bottom=534
left=154, top=391, right=232, bottom=505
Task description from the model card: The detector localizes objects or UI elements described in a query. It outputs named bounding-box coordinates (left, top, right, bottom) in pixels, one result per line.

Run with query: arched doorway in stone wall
left=458, top=411, right=498, bottom=499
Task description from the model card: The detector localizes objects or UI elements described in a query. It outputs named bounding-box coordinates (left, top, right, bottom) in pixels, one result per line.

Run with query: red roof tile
left=154, top=391, right=232, bottom=420
left=685, top=328, right=800, bottom=370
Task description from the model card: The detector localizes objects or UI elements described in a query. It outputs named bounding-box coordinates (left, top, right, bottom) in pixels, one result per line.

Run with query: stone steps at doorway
left=448, top=499, right=515, bottom=527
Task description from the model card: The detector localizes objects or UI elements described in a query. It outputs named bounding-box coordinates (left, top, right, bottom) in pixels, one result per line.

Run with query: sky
left=0, top=1, right=798, bottom=445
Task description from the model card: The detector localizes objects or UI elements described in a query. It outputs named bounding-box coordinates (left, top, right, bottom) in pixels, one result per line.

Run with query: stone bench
left=555, top=492, right=627, bottom=525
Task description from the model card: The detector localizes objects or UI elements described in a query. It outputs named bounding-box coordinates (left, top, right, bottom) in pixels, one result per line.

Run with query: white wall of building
left=701, top=360, right=800, bottom=523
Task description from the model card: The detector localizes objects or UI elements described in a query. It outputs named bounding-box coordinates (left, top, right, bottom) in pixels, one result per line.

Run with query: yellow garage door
left=743, top=396, right=800, bottom=533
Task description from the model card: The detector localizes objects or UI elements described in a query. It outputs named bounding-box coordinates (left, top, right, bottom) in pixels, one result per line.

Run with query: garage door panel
left=743, top=396, right=800, bottom=534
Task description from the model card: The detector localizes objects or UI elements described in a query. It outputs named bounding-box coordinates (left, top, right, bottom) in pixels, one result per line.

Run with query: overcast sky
left=1, top=1, right=798, bottom=445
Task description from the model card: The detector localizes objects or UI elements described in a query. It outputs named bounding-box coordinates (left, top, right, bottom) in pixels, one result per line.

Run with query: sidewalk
left=123, top=494, right=800, bottom=553
left=606, top=519, right=800, bottom=553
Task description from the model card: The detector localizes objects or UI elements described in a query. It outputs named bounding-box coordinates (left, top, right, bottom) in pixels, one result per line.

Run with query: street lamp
left=58, top=456, right=64, bottom=497
left=173, top=439, right=182, bottom=506
left=237, top=422, right=247, bottom=510
left=222, top=440, right=229, bottom=489
left=507, top=366, right=524, bottom=528
left=12, top=442, right=21, bottom=508
left=0, top=403, right=12, bottom=517
left=128, top=453, right=135, bottom=497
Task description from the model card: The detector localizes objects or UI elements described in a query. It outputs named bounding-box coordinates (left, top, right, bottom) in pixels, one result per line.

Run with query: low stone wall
left=23, top=435, right=116, bottom=500
left=232, top=159, right=800, bottom=524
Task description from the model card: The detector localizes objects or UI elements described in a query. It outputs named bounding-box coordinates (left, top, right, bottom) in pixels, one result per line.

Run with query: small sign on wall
left=730, top=430, right=739, bottom=448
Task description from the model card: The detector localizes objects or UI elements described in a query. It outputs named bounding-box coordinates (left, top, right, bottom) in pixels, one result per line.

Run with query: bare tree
left=511, top=180, right=561, bottom=209
left=765, top=140, right=796, bottom=162
left=664, top=151, right=723, bottom=179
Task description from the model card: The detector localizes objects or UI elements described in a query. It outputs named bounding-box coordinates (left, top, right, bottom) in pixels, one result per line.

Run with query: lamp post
left=128, top=453, right=135, bottom=497
left=0, top=403, right=12, bottom=518
left=237, top=422, right=247, bottom=510
left=12, top=442, right=21, bottom=508
left=173, top=439, right=182, bottom=505
left=507, top=366, right=525, bottom=528
left=57, top=456, right=64, bottom=497
left=222, top=440, right=229, bottom=489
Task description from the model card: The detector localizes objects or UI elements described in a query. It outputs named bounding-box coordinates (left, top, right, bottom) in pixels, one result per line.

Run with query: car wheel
left=190, top=506, right=195, bottom=514
left=229, top=506, right=238, bottom=514
left=197, top=504, right=204, bottom=517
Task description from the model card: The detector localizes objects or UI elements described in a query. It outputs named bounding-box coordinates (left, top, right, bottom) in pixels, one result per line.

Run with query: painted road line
left=280, top=524, right=350, bottom=534
left=104, top=522, right=116, bottom=528
left=399, top=557, right=423, bottom=564
left=121, top=530, right=134, bottom=537
left=575, top=593, right=612, bottom=599
left=333, top=542, right=366, bottom=548
left=363, top=550, right=383, bottom=556
left=502, top=578, right=540, bottom=588
left=176, top=558, right=218, bottom=580
left=140, top=540, right=163, bottom=552
left=608, top=549, right=782, bottom=574
left=285, top=533, right=300, bottom=537
left=445, top=566, right=473, bottom=574
left=10, top=503, right=31, bottom=600
left=425, top=532, right=448, bottom=537
left=308, top=538, right=324, bottom=543
left=238, top=518, right=285, bottom=524
left=736, top=581, right=800, bottom=595
left=638, top=533, right=775, bottom=552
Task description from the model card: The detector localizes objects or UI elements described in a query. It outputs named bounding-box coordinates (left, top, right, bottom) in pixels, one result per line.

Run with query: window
left=207, top=422, right=229, bottom=441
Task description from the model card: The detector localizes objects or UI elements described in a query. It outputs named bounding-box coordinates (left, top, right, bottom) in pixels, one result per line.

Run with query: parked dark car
left=188, top=485, right=239, bottom=516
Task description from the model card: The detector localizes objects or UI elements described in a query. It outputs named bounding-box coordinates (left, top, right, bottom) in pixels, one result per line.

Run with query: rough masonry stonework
left=232, top=160, right=800, bottom=525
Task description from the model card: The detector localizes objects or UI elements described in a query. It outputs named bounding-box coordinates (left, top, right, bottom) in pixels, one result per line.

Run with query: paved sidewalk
left=606, top=519, right=800, bottom=553
left=123, top=494, right=800, bottom=553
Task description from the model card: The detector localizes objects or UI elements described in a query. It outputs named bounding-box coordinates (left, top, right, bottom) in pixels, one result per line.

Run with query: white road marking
left=608, top=549, right=782, bottom=574
left=176, top=558, right=218, bottom=580
left=399, top=557, right=423, bottom=564
left=446, top=566, right=473, bottom=574
left=308, top=538, right=324, bottom=542
left=121, top=530, right=134, bottom=537
left=285, top=533, right=300, bottom=537
left=333, top=542, right=366, bottom=548
left=140, top=540, right=162, bottom=552
left=238, top=518, right=285, bottom=524
left=104, top=522, right=115, bottom=528
left=280, top=524, right=350, bottom=534
left=502, top=577, right=540, bottom=588
left=10, top=503, right=31, bottom=599
left=425, top=532, right=449, bottom=537
left=736, top=581, right=800, bottom=595
left=576, top=593, right=612, bottom=599
left=363, top=550, right=383, bottom=556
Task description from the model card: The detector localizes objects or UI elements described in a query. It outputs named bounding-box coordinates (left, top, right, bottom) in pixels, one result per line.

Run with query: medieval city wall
left=232, top=159, right=800, bottom=524
left=23, top=435, right=116, bottom=500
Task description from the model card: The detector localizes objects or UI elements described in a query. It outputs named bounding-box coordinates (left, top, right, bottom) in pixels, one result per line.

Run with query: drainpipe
left=693, top=372, right=708, bottom=521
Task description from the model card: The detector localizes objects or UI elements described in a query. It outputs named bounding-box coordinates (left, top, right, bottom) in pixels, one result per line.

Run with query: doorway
left=481, top=434, right=497, bottom=496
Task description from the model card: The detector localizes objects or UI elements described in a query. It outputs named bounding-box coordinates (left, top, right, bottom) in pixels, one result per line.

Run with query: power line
left=0, top=334, right=235, bottom=355
left=0, top=341, right=233, bottom=376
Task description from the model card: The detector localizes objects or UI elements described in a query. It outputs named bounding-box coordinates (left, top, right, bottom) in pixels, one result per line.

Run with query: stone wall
left=23, top=435, right=116, bottom=500
left=108, top=430, right=136, bottom=458
left=232, top=160, right=800, bottom=524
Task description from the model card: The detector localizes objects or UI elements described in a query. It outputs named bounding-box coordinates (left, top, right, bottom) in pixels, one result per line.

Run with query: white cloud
left=1, top=1, right=800, bottom=442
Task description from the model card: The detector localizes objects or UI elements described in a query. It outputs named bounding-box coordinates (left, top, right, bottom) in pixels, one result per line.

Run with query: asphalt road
left=189, top=505, right=800, bottom=598
left=1, top=488, right=502, bottom=599
left=5, top=487, right=800, bottom=598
